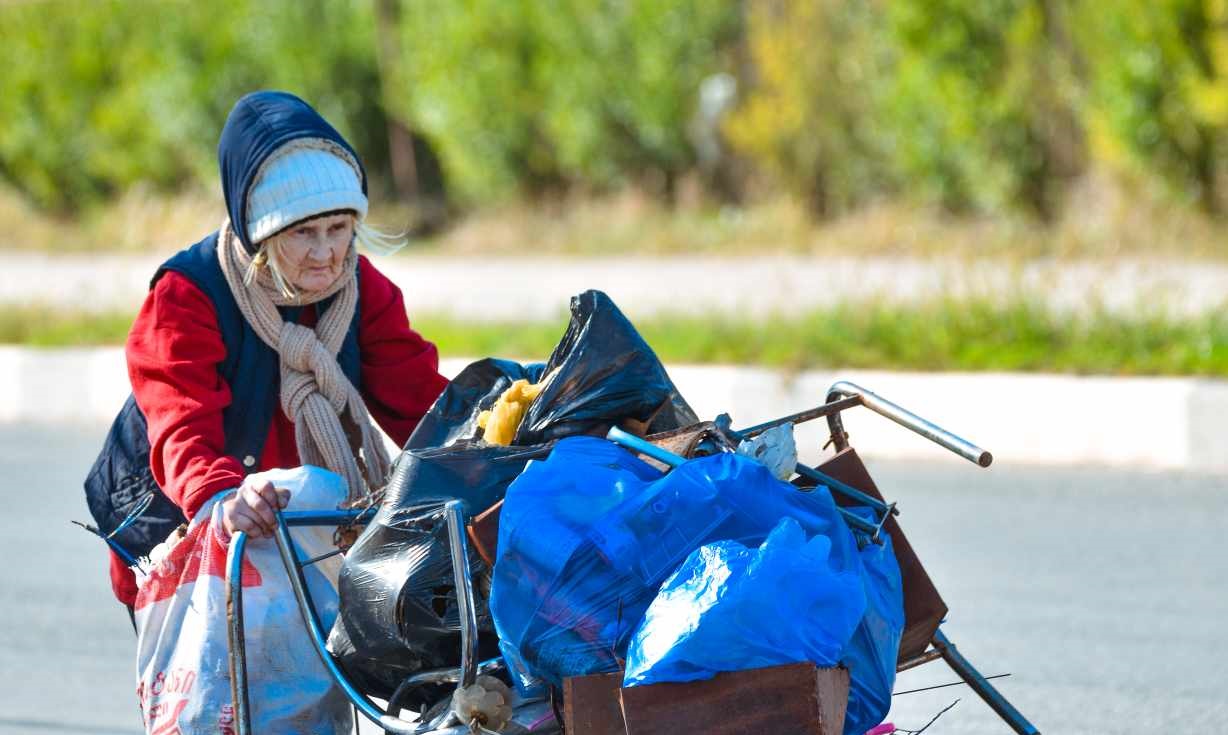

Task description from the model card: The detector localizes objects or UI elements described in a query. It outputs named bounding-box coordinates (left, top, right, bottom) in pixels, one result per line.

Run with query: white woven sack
left=133, top=466, right=352, bottom=734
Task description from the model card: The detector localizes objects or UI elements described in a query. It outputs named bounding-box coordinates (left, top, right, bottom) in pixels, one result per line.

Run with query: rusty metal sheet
left=814, top=447, right=947, bottom=663
left=466, top=499, right=502, bottom=567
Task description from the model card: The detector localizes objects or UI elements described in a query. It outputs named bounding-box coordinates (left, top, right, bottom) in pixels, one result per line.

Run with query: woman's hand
left=221, top=476, right=290, bottom=539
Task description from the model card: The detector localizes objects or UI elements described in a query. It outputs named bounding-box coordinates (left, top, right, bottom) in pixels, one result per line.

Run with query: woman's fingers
left=220, top=478, right=295, bottom=541
left=223, top=500, right=266, bottom=537
left=229, top=504, right=268, bottom=537
left=241, top=479, right=283, bottom=533
left=221, top=477, right=294, bottom=540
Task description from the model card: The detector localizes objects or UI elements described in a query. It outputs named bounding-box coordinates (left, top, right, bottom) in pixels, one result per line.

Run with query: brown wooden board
left=815, top=447, right=947, bottom=662
left=565, top=664, right=849, bottom=735
left=619, top=664, right=849, bottom=735
left=564, top=671, right=627, bottom=735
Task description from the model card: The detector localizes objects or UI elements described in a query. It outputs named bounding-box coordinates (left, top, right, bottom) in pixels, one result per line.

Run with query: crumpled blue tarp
left=487, top=435, right=904, bottom=735
left=621, top=517, right=865, bottom=684
left=623, top=512, right=904, bottom=735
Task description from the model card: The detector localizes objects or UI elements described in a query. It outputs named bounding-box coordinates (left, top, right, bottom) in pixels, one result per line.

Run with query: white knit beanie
left=246, top=141, right=368, bottom=245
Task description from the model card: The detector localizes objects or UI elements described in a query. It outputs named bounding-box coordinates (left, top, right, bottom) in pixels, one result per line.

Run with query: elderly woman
left=99, top=90, right=449, bottom=608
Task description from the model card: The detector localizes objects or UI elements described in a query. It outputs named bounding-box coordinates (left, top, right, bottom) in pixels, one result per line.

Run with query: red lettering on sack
left=138, top=667, right=198, bottom=712
left=134, top=522, right=262, bottom=610
left=219, top=703, right=236, bottom=735
left=148, top=698, right=188, bottom=735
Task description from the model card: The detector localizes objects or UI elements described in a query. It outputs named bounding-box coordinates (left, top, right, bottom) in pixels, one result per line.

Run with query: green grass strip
left=4, top=300, right=1228, bottom=376
left=0, top=306, right=136, bottom=348
left=416, top=301, right=1228, bottom=376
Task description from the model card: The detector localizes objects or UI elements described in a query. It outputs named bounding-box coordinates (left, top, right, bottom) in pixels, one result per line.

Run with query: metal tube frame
left=714, top=413, right=897, bottom=517
left=932, top=629, right=1041, bottom=734
left=824, top=380, right=993, bottom=467
left=225, top=502, right=480, bottom=735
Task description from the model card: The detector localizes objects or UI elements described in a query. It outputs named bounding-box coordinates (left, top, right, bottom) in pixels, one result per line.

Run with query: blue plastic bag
left=842, top=513, right=905, bottom=735
left=488, top=436, right=866, bottom=687
left=623, top=511, right=904, bottom=735
left=622, top=517, right=866, bottom=686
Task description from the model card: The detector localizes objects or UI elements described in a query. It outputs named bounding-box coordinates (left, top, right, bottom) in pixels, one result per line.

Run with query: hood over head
left=217, top=90, right=368, bottom=254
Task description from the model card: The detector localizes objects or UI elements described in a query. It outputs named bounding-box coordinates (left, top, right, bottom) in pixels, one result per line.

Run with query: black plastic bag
left=328, top=364, right=550, bottom=702
left=329, top=290, right=697, bottom=701
left=514, top=290, right=697, bottom=444
left=405, top=358, right=546, bottom=450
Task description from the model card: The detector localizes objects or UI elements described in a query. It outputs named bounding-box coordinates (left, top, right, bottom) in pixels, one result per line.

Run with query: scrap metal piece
left=824, top=381, right=993, bottom=467
left=933, top=629, right=1041, bottom=735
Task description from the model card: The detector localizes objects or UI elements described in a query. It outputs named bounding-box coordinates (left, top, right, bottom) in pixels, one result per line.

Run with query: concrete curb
left=2, top=346, right=1225, bottom=472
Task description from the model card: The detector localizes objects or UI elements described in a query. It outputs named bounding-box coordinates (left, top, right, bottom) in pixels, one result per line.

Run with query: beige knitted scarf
left=216, top=220, right=390, bottom=502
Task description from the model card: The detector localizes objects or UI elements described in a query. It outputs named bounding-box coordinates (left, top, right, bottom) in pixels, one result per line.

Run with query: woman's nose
left=306, top=233, right=331, bottom=260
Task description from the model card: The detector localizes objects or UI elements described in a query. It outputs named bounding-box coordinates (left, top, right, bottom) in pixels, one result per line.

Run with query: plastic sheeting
left=326, top=449, right=533, bottom=703
left=403, top=290, right=697, bottom=451
left=841, top=508, right=906, bottom=735
left=512, top=290, right=697, bottom=444
left=622, top=512, right=904, bottom=735
left=488, top=436, right=873, bottom=687
left=621, top=517, right=865, bottom=686
left=736, top=423, right=799, bottom=480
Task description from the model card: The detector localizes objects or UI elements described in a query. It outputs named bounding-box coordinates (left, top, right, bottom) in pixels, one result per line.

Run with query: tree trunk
left=374, top=0, right=419, bottom=201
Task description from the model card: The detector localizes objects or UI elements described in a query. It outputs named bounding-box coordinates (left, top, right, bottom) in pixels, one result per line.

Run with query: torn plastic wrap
left=327, top=440, right=561, bottom=702
left=488, top=436, right=869, bottom=687
left=736, top=422, right=799, bottom=481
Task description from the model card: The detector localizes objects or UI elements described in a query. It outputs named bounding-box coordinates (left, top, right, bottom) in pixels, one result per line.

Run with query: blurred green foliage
left=11, top=299, right=1227, bottom=377
left=4, top=0, right=1228, bottom=220
left=724, top=0, right=894, bottom=215
left=0, top=0, right=386, bottom=211
left=878, top=0, right=1085, bottom=217
left=1074, top=0, right=1228, bottom=212
left=394, top=0, right=738, bottom=201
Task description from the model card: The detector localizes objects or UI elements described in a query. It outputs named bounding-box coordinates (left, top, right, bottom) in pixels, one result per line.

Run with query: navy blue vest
left=83, top=233, right=362, bottom=560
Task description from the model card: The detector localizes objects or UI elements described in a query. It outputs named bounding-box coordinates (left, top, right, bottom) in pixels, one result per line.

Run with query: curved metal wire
left=226, top=502, right=482, bottom=735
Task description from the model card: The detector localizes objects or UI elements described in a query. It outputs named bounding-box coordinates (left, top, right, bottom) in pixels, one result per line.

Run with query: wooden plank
left=564, top=671, right=627, bottom=735
left=618, top=664, right=849, bottom=735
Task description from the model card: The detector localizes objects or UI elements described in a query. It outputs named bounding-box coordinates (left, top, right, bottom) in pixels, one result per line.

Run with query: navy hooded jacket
left=84, top=91, right=365, bottom=563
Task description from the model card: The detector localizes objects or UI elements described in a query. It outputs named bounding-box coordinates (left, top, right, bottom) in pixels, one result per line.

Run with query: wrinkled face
left=271, top=212, right=354, bottom=292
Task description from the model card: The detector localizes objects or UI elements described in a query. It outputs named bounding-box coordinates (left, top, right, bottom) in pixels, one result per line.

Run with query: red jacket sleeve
left=126, top=272, right=245, bottom=520
left=357, top=256, right=449, bottom=446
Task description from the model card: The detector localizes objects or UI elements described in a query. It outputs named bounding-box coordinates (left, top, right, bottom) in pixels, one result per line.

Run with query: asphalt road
left=1, top=422, right=1224, bottom=734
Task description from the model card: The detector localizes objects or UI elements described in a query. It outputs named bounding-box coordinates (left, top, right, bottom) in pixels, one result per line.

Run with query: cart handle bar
left=825, top=381, right=993, bottom=467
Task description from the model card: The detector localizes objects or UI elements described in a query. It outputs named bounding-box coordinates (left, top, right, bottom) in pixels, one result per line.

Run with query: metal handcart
left=225, top=380, right=1041, bottom=735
